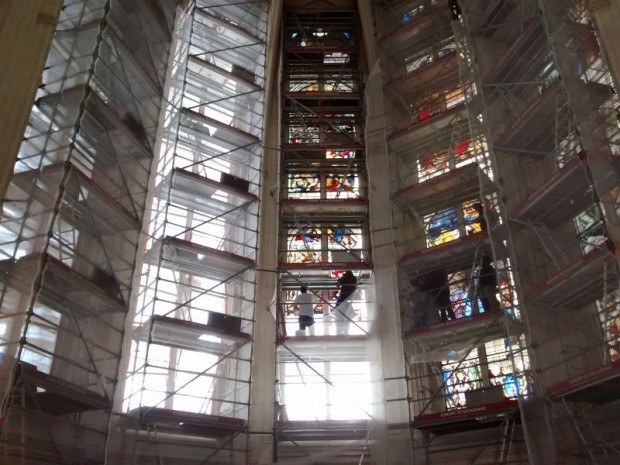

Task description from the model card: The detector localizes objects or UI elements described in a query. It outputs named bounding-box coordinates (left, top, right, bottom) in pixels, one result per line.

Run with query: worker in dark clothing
left=334, top=270, right=358, bottom=335
left=336, top=270, right=357, bottom=305
left=470, top=202, right=487, bottom=232
left=410, top=274, right=430, bottom=328
left=476, top=255, right=501, bottom=313
left=425, top=269, right=456, bottom=323
left=449, top=0, right=462, bottom=21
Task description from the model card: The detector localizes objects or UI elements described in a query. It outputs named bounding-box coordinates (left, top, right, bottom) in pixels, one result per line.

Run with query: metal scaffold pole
left=118, top=1, right=268, bottom=464
left=0, top=1, right=177, bottom=463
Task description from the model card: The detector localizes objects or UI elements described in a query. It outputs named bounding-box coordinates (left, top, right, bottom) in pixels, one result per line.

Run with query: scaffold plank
left=469, top=0, right=517, bottom=37
left=179, top=108, right=260, bottom=148
left=280, top=261, right=371, bottom=272
left=413, top=399, right=519, bottom=435
left=157, top=168, right=257, bottom=217
left=141, top=315, right=251, bottom=355
left=388, top=105, right=468, bottom=150
left=277, top=335, right=368, bottom=363
left=128, top=407, right=246, bottom=437
left=277, top=419, right=369, bottom=441
left=195, top=9, right=262, bottom=45
left=406, top=310, right=521, bottom=350
left=385, top=52, right=459, bottom=94
left=399, top=232, right=490, bottom=274
left=393, top=163, right=483, bottom=217
left=11, top=163, right=140, bottom=235
left=146, top=236, right=254, bottom=281
left=36, top=86, right=152, bottom=161
left=547, top=360, right=620, bottom=403
left=483, top=20, right=546, bottom=85
left=281, top=198, right=367, bottom=220
left=16, top=362, right=110, bottom=414
left=494, top=82, right=562, bottom=154
left=525, top=246, right=617, bottom=308
left=379, top=3, right=449, bottom=45
left=511, top=157, right=591, bottom=227
left=188, top=55, right=260, bottom=91
left=0, top=253, right=127, bottom=316
left=279, top=267, right=372, bottom=291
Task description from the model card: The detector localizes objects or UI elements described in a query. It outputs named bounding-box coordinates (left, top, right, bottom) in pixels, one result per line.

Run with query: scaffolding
left=274, top=2, right=375, bottom=463
left=456, top=0, right=620, bottom=463
left=117, top=1, right=267, bottom=464
left=375, top=0, right=531, bottom=463
left=0, top=1, right=175, bottom=463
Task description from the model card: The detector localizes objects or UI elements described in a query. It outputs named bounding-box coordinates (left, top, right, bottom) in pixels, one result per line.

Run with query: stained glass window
left=328, top=226, right=360, bottom=250
left=325, top=80, right=355, bottom=92
left=326, top=173, right=357, bottom=198
left=442, top=350, right=482, bottom=409
left=405, top=52, right=434, bottom=73
left=597, top=291, right=620, bottom=362
left=400, top=1, right=439, bottom=23
left=287, top=227, right=322, bottom=263
left=288, top=125, right=319, bottom=143
left=288, top=173, right=320, bottom=198
left=446, top=271, right=485, bottom=319
left=326, top=149, right=355, bottom=159
left=324, top=52, right=349, bottom=64
left=445, top=87, right=465, bottom=109
left=463, top=200, right=483, bottom=235
left=416, top=139, right=475, bottom=182
left=486, top=338, right=530, bottom=398
left=418, top=150, right=449, bottom=180
left=441, top=338, right=529, bottom=411
left=425, top=207, right=459, bottom=246
left=574, top=205, right=605, bottom=254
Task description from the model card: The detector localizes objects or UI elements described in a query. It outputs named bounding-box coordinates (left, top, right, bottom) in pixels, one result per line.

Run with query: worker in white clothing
left=294, top=286, right=315, bottom=336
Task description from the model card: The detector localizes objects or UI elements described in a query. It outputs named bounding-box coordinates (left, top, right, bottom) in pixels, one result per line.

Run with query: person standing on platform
left=410, top=274, right=430, bottom=328
left=426, top=269, right=456, bottom=323
left=334, top=270, right=358, bottom=335
left=294, top=286, right=315, bottom=336
left=476, top=255, right=502, bottom=313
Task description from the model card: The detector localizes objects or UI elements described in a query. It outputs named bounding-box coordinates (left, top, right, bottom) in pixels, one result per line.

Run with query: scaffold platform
left=128, top=407, right=246, bottom=437
left=406, top=310, right=521, bottom=351
left=277, top=335, right=368, bottom=363
left=187, top=54, right=261, bottom=99
left=157, top=168, right=257, bottom=217
left=281, top=198, right=367, bottom=221
left=511, top=157, right=591, bottom=228
left=11, top=162, right=140, bottom=235
left=277, top=419, right=370, bottom=442
left=379, top=3, right=449, bottom=45
left=483, top=20, right=546, bottom=85
left=547, top=360, right=620, bottom=403
left=146, top=236, right=254, bottom=282
left=16, top=362, right=110, bottom=414
left=389, top=106, right=468, bottom=151
left=36, top=86, right=152, bottom=163
left=399, top=232, right=490, bottom=274
left=279, top=261, right=371, bottom=289
left=494, top=83, right=561, bottom=154
left=284, top=91, right=359, bottom=101
left=194, top=9, right=263, bottom=70
left=139, top=315, right=251, bottom=356
left=393, top=163, right=483, bottom=216
left=525, top=247, right=616, bottom=308
left=179, top=108, right=260, bottom=149
left=0, top=253, right=127, bottom=316
left=469, top=0, right=517, bottom=36
left=413, top=399, right=519, bottom=435
left=385, top=52, right=459, bottom=95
